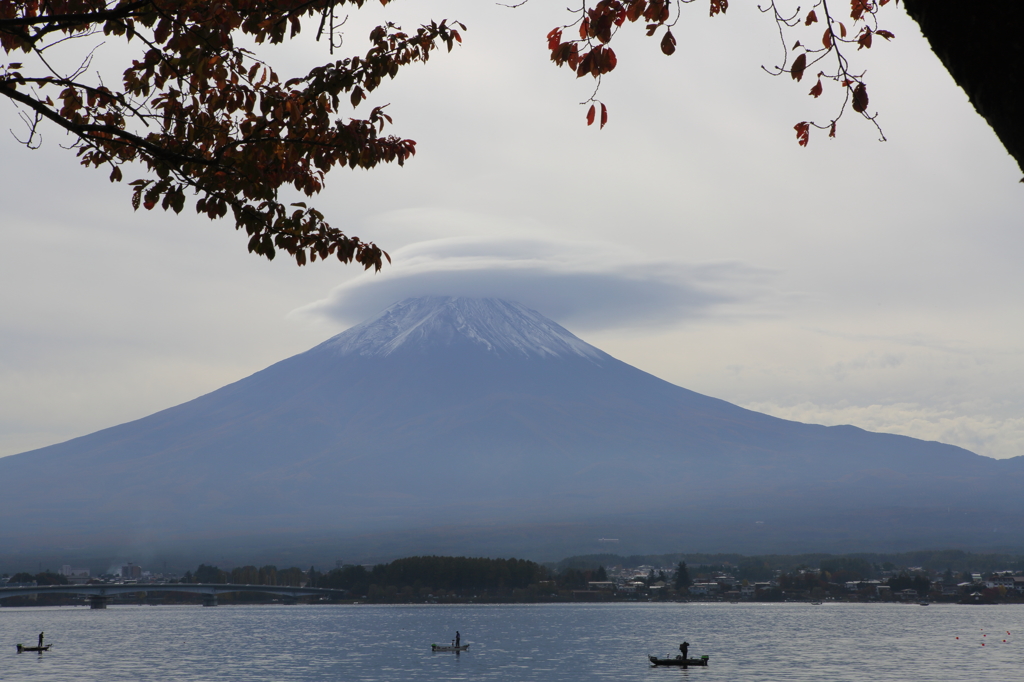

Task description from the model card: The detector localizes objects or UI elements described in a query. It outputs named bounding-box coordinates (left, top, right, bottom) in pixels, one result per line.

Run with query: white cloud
left=293, top=230, right=776, bottom=331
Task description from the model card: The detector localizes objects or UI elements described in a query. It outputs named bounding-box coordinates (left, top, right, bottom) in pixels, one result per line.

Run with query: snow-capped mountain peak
left=317, top=296, right=607, bottom=361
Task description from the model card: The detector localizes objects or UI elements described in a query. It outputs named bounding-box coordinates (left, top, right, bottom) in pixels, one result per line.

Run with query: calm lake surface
left=1, top=602, right=1020, bottom=681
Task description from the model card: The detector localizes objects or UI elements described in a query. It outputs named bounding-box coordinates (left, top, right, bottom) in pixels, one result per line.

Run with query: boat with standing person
left=17, top=644, right=52, bottom=653
left=649, top=654, right=709, bottom=667
left=431, top=643, right=470, bottom=652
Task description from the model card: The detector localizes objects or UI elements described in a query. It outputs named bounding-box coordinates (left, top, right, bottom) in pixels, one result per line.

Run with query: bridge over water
left=0, top=583, right=347, bottom=608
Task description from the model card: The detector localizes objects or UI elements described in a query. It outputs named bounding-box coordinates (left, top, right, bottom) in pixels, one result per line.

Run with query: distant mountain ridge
left=1, top=296, right=1022, bottom=567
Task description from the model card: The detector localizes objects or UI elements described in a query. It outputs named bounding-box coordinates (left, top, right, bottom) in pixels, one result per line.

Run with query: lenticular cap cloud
left=294, top=235, right=771, bottom=330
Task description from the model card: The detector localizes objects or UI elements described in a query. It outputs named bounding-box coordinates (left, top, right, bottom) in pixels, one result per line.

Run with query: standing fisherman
left=38, top=632, right=44, bottom=649
left=455, top=631, right=461, bottom=648
left=679, top=641, right=689, bottom=667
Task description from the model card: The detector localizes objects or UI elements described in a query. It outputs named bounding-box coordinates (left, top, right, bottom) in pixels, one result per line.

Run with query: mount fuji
left=2, top=296, right=1023, bottom=565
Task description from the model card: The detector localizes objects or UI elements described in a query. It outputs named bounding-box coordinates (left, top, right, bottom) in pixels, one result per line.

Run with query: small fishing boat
left=431, top=643, right=470, bottom=652
left=649, top=655, right=709, bottom=667
left=16, top=644, right=52, bottom=653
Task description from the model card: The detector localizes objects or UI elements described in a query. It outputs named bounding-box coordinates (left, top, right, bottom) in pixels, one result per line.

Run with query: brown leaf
left=851, top=82, right=868, bottom=112
left=587, top=104, right=596, bottom=126
left=822, top=28, right=832, bottom=49
left=791, top=53, right=807, bottom=81
left=809, top=78, right=823, bottom=98
left=600, top=102, right=608, bottom=129
left=805, top=10, right=817, bottom=26
left=794, top=121, right=810, bottom=147
left=661, top=30, right=676, bottom=56
left=626, top=0, right=646, bottom=22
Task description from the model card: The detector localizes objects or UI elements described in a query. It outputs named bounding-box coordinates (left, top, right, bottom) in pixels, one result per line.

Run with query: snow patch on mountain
left=317, top=296, right=608, bottom=361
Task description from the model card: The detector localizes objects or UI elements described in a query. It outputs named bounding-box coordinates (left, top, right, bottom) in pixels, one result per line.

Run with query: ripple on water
left=0, top=602, right=1020, bottom=682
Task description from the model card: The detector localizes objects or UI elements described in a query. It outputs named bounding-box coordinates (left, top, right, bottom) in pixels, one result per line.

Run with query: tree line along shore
left=3, top=550, right=1023, bottom=606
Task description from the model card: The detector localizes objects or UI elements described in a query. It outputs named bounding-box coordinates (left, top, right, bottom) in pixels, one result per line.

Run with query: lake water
left=1, top=602, right=1020, bottom=681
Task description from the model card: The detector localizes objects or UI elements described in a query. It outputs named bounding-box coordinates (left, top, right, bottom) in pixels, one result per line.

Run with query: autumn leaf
left=852, top=82, right=869, bottom=112
left=661, top=30, right=676, bottom=56
left=546, top=28, right=561, bottom=50
left=809, top=78, right=823, bottom=98
left=587, top=103, right=597, bottom=126
left=600, top=102, right=608, bottom=128
left=805, top=10, right=817, bottom=26
left=794, top=121, right=810, bottom=147
left=791, top=54, right=807, bottom=81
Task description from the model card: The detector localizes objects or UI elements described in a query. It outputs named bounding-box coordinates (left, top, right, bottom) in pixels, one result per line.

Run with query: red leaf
left=805, top=10, right=817, bottom=25
left=858, top=28, right=873, bottom=50
left=794, top=121, right=810, bottom=147
left=587, top=104, right=596, bottom=126
left=626, top=0, right=645, bottom=22
left=791, top=53, right=807, bottom=81
left=876, top=29, right=895, bottom=40
left=809, top=78, right=823, bottom=98
left=600, top=102, right=608, bottom=129
left=829, top=122, right=837, bottom=138
left=547, top=28, right=562, bottom=50
left=604, top=47, right=618, bottom=71
left=822, top=28, right=832, bottom=49
left=851, top=82, right=868, bottom=113
left=661, top=30, right=676, bottom=55
left=840, top=23, right=847, bottom=39
left=576, top=52, right=593, bottom=77
left=580, top=17, right=590, bottom=40
left=567, top=43, right=580, bottom=70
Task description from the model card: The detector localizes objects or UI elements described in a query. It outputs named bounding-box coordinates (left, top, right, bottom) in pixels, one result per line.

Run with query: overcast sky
left=2, top=1, right=1023, bottom=460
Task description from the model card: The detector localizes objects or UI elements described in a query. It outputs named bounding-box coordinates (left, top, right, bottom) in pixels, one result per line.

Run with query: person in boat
left=38, top=632, right=44, bottom=648
left=678, top=641, right=688, bottom=659
left=455, top=631, right=461, bottom=647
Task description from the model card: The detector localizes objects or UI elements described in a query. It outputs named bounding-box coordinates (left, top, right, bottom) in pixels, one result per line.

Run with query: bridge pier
left=202, top=594, right=218, bottom=607
left=89, top=595, right=109, bottom=610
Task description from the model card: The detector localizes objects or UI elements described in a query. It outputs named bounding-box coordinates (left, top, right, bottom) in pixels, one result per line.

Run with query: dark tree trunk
left=903, top=0, right=1024, bottom=177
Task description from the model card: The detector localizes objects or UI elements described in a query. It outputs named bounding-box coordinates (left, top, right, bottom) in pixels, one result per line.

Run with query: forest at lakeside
left=5, top=549, right=1024, bottom=606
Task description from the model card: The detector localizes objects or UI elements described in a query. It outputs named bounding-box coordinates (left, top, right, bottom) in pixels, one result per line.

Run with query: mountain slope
left=1, top=296, right=1022, bottom=562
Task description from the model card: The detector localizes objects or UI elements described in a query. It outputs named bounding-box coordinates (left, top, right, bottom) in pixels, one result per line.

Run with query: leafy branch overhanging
left=1, top=0, right=464, bottom=268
